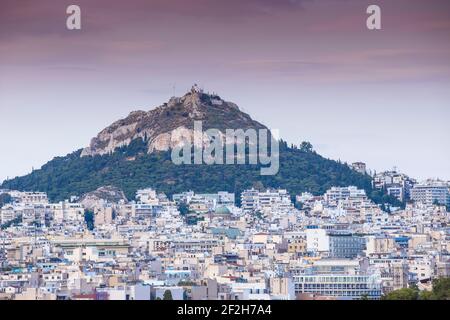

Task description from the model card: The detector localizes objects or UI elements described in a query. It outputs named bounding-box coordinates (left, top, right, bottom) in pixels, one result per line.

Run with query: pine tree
left=163, top=290, right=173, bottom=300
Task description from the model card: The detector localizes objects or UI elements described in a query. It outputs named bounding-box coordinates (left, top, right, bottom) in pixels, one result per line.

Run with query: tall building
left=240, top=188, right=292, bottom=213
left=410, top=180, right=449, bottom=206
left=324, top=186, right=367, bottom=203
left=386, top=185, right=405, bottom=203
left=293, top=260, right=382, bottom=300
left=328, top=232, right=366, bottom=259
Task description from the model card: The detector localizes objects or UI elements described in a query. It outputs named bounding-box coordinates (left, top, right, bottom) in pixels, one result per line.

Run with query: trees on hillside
left=163, top=290, right=173, bottom=300
left=1, top=140, right=403, bottom=210
left=299, top=141, right=314, bottom=153
left=383, top=278, right=450, bottom=300
left=382, top=288, right=418, bottom=300
left=0, top=193, right=12, bottom=206
left=84, top=211, right=94, bottom=230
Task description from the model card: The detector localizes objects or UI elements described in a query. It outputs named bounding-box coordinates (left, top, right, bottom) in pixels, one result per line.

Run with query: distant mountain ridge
left=1, top=86, right=396, bottom=206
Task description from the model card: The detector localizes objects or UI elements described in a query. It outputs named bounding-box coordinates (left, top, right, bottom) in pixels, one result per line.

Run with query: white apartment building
left=1, top=205, right=19, bottom=225
left=241, top=188, right=293, bottom=213
left=410, top=180, right=449, bottom=206
left=294, top=273, right=382, bottom=299
left=136, top=188, right=159, bottom=205
left=240, top=188, right=259, bottom=212
left=293, top=259, right=383, bottom=299
left=52, top=202, right=84, bottom=223
left=9, top=191, right=48, bottom=204
left=229, top=282, right=269, bottom=300
left=409, top=257, right=435, bottom=281
left=172, top=191, right=235, bottom=212
left=306, top=227, right=329, bottom=253
left=373, top=171, right=415, bottom=202
left=324, top=186, right=367, bottom=203
left=0, top=203, right=49, bottom=225
left=365, top=236, right=396, bottom=255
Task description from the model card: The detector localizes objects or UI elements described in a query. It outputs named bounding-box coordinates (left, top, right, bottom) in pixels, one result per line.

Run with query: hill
left=1, top=86, right=398, bottom=206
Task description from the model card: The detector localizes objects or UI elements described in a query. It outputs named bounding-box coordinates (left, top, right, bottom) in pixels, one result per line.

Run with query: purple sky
left=1, top=0, right=449, bottom=182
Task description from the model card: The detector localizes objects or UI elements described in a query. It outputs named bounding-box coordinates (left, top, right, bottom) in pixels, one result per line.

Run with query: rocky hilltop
left=79, top=186, right=128, bottom=211
left=81, top=85, right=268, bottom=157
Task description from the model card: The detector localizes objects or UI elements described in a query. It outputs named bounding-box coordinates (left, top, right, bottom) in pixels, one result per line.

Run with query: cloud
left=0, top=0, right=311, bottom=39
left=1, top=0, right=450, bottom=84
left=228, top=47, right=450, bottom=84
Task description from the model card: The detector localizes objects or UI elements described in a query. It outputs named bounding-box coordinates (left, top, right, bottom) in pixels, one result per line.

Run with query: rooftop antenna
left=172, top=83, right=176, bottom=97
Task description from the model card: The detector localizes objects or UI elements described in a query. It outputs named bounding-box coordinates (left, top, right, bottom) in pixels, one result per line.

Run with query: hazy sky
left=1, top=0, right=449, bottom=183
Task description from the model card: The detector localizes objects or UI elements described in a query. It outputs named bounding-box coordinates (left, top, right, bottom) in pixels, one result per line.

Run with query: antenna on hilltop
left=171, top=83, right=176, bottom=97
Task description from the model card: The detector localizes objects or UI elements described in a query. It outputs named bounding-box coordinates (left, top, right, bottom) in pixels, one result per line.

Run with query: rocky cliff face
left=81, top=85, right=268, bottom=157
left=79, top=186, right=128, bottom=211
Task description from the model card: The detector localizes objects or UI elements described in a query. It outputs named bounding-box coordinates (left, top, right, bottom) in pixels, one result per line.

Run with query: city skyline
left=1, top=0, right=450, bottom=182
left=1, top=0, right=450, bottom=303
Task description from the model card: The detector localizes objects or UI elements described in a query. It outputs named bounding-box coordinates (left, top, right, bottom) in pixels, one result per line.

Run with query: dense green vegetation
left=163, top=290, right=173, bottom=300
left=1, top=138, right=398, bottom=208
left=84, top=211, right=95, bottom=230
left=0, top=215, right=22, bottom=230
left=177, top=203, right=190, bottom=216
left=0, top=193, right=12, bottom=206
left=383, top=278, right=450, bottom=300
left=382, top=288, right=419, bottom=300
